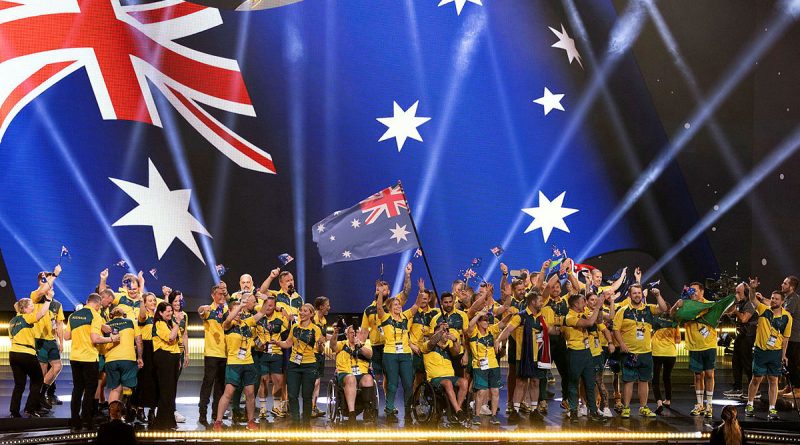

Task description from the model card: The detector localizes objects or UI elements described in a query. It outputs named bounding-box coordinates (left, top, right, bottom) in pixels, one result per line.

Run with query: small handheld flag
left=413, top=248, right=423, bottom=258
left=59, top=245, right=71, bottom=263
left=215, top=264, right=228, bottom=277
left=149, top=268, right=158, bottom=280
left=114, top=259, right=128, bottom=268
left=278, top=253, right=294, bottom=265
left=490, top=246, right=504, bottom=257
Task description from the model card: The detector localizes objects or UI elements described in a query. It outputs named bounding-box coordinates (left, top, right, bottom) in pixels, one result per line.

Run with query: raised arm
left=651, top=288, right=669, bottom=315
left=377, top=290, right=386, bottom=320
left=259, top=268, right=281, bottom=295
left=606, top=267, right=628, bottom=293
left=533, top=260, right=550, bottom=290
left=98, top=268, right=109, bottom=293
left=222, top=304, right=242, bottom=330
left=571, top=305, right=601, bottom=328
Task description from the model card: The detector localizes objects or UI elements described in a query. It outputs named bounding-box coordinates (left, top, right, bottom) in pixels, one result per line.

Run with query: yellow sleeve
left=243, top=316, right=257, bottom=327
left=91, top=313, right=104, bottom=336
left=360, top=311, right=370, bottom=331
left=613, top=309, right=625, bottom=330
left=403, top=309, right=414, bottom=320
left=541, top=307, right=554, bottom=326
left=507, top=313, right=522, bottom=330
left=23, top=312, right=38, bottom=324
left=155, top=321, right=172, bottom=342
left=429, top=313, right=442, bottom=330
left=379, top=313, right=390, bottom=324
left=755, top=302, right=768, bottom=316
left=489, top=324, right=501, bottom=336
left=57, top=306, right=65, bottom=322
left=598, top=322, right=608, bottom=332
left=565, top=312, right=578, bottom=327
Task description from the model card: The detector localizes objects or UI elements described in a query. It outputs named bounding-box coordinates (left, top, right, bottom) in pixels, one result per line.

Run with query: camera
left=704, top=274, right=738, bottom=300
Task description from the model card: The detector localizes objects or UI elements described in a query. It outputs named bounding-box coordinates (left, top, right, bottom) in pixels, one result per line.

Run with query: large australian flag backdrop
left=0, top=0, right=714, bottom=311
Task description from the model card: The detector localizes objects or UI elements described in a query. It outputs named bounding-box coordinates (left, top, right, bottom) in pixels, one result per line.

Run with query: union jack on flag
left=0, top=0, right=275, bottom=173
left=359, top=185, right=409, bottom=225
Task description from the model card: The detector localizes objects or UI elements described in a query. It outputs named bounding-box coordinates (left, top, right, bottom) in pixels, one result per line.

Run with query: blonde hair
left=721, top=405, right=742, bottom=445
left=300, top=303, right=315, bottom=315
left=110, top=307, right=127, bottom=318
left=14, top=298, right=32, bottom=314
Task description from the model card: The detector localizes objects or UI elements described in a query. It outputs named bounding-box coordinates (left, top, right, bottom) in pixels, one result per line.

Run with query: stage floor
left=0, top=362, right=797, bottom=444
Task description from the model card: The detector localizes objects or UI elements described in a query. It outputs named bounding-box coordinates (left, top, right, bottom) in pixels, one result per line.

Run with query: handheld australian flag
left=313, top=184, right=419, bottom=266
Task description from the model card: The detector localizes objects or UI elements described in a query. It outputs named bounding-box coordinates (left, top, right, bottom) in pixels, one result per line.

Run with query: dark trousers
left=199, top=356, right=227, bottom=419
left=551, top=336, right=570, bottom=397
left=732, top=334, right=755, bottom=390
left=383, top=353, right=413, bottom=412
left=787, top=341, right=800, bottom=388
left=287, top=362, right=317, bottom=424
left=9, top=352, right=43, bottom=415
left=567, top=349, right=596, bottom=413
left=652, top=356, right=676, bottom=401
left=70, top=360, right=99, bottom=426
left=153, top=350, right=180, bottom=429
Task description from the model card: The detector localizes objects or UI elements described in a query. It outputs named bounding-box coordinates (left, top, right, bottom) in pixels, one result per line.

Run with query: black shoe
left=508, top=410, right=522, bottom=424
left=386, top=412, right=399, bottom=423
left=136, top=409, right=147, bottom=424
left=25, top=410, right=42, bottom=418
left=655, top=405, right=664, bottom=415
left=569, top=410, right=579, bottom=423
left=51, top=396, right=64, bottom=406
left=40, top=397, right=52, bottom=410
left=589, top=412, right=605, bottom=422
left=529, top=409, right=544, bottom=422
left=10, top=412, right=21, bottom=418
left=198, top=416, right=209, bottom=427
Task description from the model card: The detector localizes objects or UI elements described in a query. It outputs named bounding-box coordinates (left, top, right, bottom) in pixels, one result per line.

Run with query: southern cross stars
left=533, top=87, right=565, bottom=115
left=550, top=24, right=583, bottom=68
left=110, top=159, right=211, bottom=263
left=521, top=191, right=579, bottom=242
left=377, top=101, right=431, bottom=152
left=389, top=223, right=411, bottom=244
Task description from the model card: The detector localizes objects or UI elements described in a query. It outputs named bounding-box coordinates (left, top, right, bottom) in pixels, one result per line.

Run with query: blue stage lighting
left=286, top=17, right=307, bottom=297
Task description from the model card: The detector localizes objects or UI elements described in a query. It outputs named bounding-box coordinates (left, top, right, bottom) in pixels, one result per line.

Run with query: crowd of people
left=6, top=258, right=800, bottom=433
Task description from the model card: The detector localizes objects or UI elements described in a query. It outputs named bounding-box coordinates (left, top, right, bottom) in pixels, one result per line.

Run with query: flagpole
left=396, top=180, right=442, bottom=309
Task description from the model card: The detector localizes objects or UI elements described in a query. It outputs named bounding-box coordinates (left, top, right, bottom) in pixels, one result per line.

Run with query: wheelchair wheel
left=411, top=381, right=439, bottom=425
left=326, top=378, right=340, bottom=425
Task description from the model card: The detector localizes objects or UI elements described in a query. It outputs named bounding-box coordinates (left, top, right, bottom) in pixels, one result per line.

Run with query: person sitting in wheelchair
left=329, top=322, right=376, bottom=426
left=422, top=321, right=469, bottom=422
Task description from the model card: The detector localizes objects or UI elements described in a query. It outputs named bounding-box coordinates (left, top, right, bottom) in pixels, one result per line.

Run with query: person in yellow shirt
left=422, top=321, right=468, bottom=423
left=65, top=293, right=118, bottom=430
left=212, top=296, right=270, bottom=431
left=329, top=322, right=374, bottom=426
left=613, top=284, right=668, bottom=419
left=745, top=279, right=793, bottom=420
left=132, top=292, right=158, bottom=424
left=466, top=306, right=508, bottom=425
left=563, top=293, right=604, bottom=422
left=496, top=289, right=549, bottom=423
left=673, top=282, right=719, bottom=418
left=498, top=263, right=528, bottom=416
left=151, top=301, right=182, bottom=430
left=103, top=307, right=143, bottom=404
left=229, top=274, right=256, bottom=304
left=540, top=274, right=570, bottom=410
left=9, top=297, right=51, bottom=417
left=360, top=264, right=412, bottom=399
left=651, top=314, right=680, bottom=415
left=377, top=281, right=421, bottom=423
left=197, top=285, right=229, bottom=424
left=273, top=303, right=325, bottom=426
left=584, top=292, right=615, bottom=418
left=98, top=270, right=146, bottom=320
left=429, top=292, right=469, bottom=381
left=30, top=265, right=64, bottom=409
left=409, top=280, right=440, bottom=395
left=310, top=296, right=330, bottom=419
left=168, top=291, right=189, bottom=424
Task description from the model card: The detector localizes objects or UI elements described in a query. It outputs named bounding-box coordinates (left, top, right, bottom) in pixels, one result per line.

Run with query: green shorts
left=622, top=352, right=653, bottom=382
left=105, top=360, right=138, bottom=389
left=752, top=348, right=782, bottom=377
left=371, top=345, right=384, bottom=375
left=98, top=355, right=106, bottom=373
left=431, top=376, right=460, bottom=390
left=315, top=353, right=325, bottom=379
left=688, top=348, right=717, bottom=373
left=225, top=364, right=258, bottom=388
left=254, top=351, right=284, bottom=375
left=337, top=372, right=367, bottom=387
left=35, top=339, right=60, bottom=363
left=472, top=367, right=501, bottom=390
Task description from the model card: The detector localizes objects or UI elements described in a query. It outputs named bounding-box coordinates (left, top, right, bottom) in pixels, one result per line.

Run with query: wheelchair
left=326, top=375, right=379, bottom=426
left=410, top=379, right=472, bottom=427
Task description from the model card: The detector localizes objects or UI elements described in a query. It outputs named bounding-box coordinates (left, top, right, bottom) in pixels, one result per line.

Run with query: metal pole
left=396, top=180, right=442, bottom=309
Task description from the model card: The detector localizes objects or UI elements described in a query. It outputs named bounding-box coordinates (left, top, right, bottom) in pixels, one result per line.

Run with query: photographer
left=724, top=283, right=758, bottom=398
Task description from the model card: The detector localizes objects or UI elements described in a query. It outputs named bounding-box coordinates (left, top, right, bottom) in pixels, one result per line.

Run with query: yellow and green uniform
left=287, top=323, right=323, bottom=365
left=67, top=307, right=104, bottom=362
left=752, top=303, right=792, bottom=377
left=506, top=308, right=544, bottom=362
left=429, top=309, right=469, bottom=355
left=380, top=310, right=413, bottom=354
left=175, top=311, right=187, bottom=355
left=223, top=316, right=259, bottom=388
left=335, top=341, right=371, bottom=386
left=29, top=291, right=64, bottom=341
left=613, top=302, right=656, bottom=382
left=684, top=298, right=719, bottom=373
left=410, top=307, right=440, bottom=349
left=468, top=324, right=501, bottom=369
left=422, top=339, right=455, bottom=380
left=285, top=321, right=322, bottom=422
left=564, top=309, right=593, bottom=351
left=361, top=300, right=388, bottom=347
left=272, top=290, right=303, bottom=320
left=253, top=310, right=289, bottom=356
left=138, top=310, right=155, bottom=342
left=10, top=312, right=38, bottom=355
left=564, top=308, right=600, bottom=412
left=104, top=317, right=140, bottom=389
left=312, top=313, right=328, bottom=377
left=651, top=318, right=678, bottom=357
left=200, top=302, right=228, bottom=359
left=153, top=320, right=181, bottom=354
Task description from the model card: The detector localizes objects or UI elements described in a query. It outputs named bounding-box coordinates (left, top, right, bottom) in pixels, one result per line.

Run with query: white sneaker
left=479, top=404, right=492, bottom=416
left=174, top=411, right=186, bottom=423
left=602, top=407, right=614, bottom=418
left=578, top=406, right=588, bottom=417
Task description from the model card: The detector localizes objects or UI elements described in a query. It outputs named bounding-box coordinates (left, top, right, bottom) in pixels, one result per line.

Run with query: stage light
left=642, top=0, right=797, bottom=273
left=284, top=18, right=307, bottom=297
left=645, top=125, right=800, bottom=280
left=392, top=10, right=487, bottom=296
left=486, top=1, right=650, bottom=279
left=578, top=1, right=800, bottom=262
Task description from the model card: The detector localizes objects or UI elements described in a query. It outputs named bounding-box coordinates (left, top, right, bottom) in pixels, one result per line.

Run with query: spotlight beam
left=643, top=0, right=797, bottom=273
left=391, top=11, right=487, bottom=296
left=645, top=125, right=800, bottom=280
left=577, top=2, right=800, bottom=261
left=485, top=1, right=650, bottom=279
